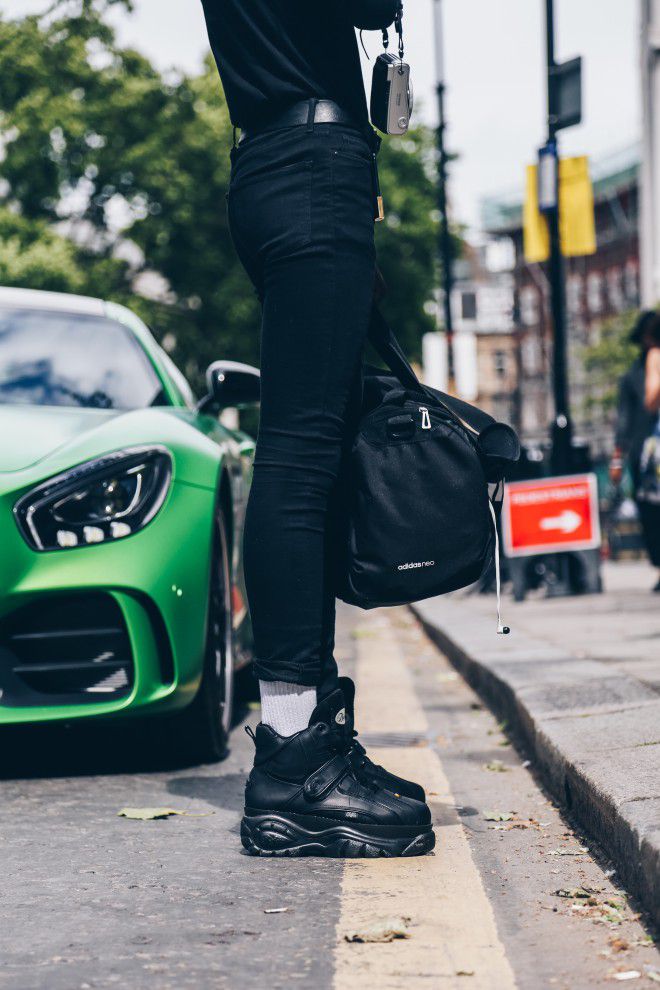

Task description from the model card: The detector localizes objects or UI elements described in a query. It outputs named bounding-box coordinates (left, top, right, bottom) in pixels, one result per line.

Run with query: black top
left=200, top=0, right=399, bottom=129
left=615, top=356, right=656, bottom=487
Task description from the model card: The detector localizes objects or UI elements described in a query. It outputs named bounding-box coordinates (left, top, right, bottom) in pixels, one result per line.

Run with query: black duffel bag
left=337, top=308, right=520, bottom=629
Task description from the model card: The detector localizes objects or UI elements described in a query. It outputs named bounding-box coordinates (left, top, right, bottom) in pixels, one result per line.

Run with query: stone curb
left=411, top=596, right=660, bottom=928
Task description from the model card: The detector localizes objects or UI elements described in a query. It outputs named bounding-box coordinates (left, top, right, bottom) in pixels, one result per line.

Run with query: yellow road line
left=334, top=613, right=517, bottom=990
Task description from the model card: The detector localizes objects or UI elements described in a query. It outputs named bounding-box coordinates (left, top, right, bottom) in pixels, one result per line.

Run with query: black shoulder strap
left=368, top=305, right=422, bottom=394
left=367, top=306, right=495, bottom=438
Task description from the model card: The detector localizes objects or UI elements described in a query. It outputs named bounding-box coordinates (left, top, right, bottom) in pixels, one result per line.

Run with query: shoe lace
left=344, top=730, right=383, bottom=789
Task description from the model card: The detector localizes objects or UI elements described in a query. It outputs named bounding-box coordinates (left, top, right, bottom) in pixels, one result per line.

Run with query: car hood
left=0, top=405, right=120, bottom=472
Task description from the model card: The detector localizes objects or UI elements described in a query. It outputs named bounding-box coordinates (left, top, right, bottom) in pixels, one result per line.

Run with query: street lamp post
left=640, top=0, right=660, bottom=307
left=432, top=0, right=455, bottom=382
left=544, top=0, right=573, bottom=474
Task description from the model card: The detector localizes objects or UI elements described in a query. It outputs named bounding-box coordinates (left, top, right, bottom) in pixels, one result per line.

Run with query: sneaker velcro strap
left=303, top=754, right=349, bottom=802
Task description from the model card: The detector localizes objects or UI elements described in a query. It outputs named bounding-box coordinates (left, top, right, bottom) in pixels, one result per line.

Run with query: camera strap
left=382, top=2, right=405, bottom=61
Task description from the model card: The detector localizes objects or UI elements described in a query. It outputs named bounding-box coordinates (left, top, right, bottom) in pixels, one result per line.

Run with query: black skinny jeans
left=227, top=120, right=377, bottom=694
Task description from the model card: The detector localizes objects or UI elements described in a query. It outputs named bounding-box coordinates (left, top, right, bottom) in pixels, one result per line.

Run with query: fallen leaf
left=117, top=807, right=213, bottom=821
left=547, top=847, right=588, bottom=856
left=554, top=887, right=594, bottom=899
left=608, top=937, right=630, bottom=953
left=344, top=917, right=411, bottom=943
left=610, top=971, right=641, bottom=982
left=456, top=971, right=474, bottom=977
left=521, top=760, right=531, bottom=768
left=645, top=967, right=660, bottom=983
left=484, top=811, right=513, bottom=822
left=483, top=760, right=509, bottom=773
left=264, top=908, right=288, bottom=915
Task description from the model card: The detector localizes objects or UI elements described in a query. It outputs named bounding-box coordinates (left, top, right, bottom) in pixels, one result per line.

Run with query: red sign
left=502, top=473, right=601, bottom=557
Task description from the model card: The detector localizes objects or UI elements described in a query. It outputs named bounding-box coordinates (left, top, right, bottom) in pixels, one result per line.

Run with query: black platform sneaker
left=337, top=677, right=426, bottom=803
left=241, top=689, right=435, bottom=858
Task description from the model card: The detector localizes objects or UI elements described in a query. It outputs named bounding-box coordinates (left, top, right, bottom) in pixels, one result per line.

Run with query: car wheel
left=175, top=503, right=234, bottom=763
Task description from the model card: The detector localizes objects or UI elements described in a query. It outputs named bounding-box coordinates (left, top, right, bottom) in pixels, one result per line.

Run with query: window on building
left=461, top=292, right=477, bottom=321
left=567, top=275, right=582, bottom=317
left=586, top=272, right=603, bottom=314
left=522, top=333, right=541, bottom=374
left=493, top=350, right=507, bottom=379
left=624, top=261, right=639, bottom=305
left=607, top=268, right=624, bottom=312
left=520, top=287, right=539, bottom=327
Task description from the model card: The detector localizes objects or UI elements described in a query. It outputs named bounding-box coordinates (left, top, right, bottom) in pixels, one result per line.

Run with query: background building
left=481, top=144, right=640, bottom=455
left=447, top=246, right=518, bottom=425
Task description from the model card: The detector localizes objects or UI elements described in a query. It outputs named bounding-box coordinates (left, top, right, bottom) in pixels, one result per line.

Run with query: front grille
left=0, top=594, right=134, bottom=705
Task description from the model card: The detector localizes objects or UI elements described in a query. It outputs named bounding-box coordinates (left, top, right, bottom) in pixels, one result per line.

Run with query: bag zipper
left=419, top=406, right=431, bottom=430
left=455, top=413, right=479, bottom=437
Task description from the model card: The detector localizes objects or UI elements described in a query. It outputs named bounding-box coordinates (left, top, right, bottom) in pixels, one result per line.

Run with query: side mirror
left=198, top=360, right=261, bottom=412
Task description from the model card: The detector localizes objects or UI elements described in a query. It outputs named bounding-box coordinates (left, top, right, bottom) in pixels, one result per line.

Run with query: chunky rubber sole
left=240, top=812, right=436, bottom=858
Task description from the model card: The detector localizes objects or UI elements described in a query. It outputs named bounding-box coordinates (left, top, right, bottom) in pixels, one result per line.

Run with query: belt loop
left=306, top=98, right=317, bottom=132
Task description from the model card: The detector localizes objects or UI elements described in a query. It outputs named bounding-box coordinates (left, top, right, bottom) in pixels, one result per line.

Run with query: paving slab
left=412, top=560, right=660, bottom=928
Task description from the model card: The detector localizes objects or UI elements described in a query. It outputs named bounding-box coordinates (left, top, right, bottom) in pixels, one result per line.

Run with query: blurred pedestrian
left=199, top=0, right=433, bottom=857
left=612, top=311, right=660, bottom=589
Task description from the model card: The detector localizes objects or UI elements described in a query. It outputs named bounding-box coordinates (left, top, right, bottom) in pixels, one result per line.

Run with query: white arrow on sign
left=539, top=509, right=582, bottom=534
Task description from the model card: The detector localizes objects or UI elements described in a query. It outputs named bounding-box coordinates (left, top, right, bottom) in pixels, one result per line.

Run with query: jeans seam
left=321, top=155, right=340, bottom=418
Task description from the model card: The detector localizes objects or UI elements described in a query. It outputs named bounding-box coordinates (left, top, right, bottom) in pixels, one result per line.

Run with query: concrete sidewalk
left=413, top=560, right=660, bottom=928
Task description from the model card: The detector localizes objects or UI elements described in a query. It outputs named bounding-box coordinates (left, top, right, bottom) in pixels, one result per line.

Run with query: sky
left=1, top=0, right=641, bottom=234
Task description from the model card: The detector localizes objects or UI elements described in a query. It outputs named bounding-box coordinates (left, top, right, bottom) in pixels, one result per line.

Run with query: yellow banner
left=523, top=156, right=596, bottom=263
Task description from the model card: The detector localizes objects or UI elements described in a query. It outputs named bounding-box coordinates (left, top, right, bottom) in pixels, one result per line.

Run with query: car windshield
left=0, top=306, right=166, bottom=410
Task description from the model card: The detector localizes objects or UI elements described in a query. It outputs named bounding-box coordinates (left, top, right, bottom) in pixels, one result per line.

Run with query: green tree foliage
left=582, top=310, right=640, bottom=416
left=375, top=129, right=440, bottom=355
left=0, top=3, right=439, bottom=388
left=0, top=207, right=132, bottom=296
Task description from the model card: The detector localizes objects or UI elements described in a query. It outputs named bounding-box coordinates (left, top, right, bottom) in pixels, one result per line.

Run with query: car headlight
left=15, top=447, right=172, bottom=551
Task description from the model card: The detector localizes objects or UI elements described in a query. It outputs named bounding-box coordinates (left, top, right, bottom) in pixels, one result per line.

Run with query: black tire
left=174, top=503, right=234, bottom=764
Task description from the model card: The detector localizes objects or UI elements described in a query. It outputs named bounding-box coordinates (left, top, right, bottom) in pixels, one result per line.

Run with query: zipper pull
left=419, top=406, right=431, bottom=430
left=372, top=153, right=385, bottom=221
left=488, top=500, right=511, bottom=636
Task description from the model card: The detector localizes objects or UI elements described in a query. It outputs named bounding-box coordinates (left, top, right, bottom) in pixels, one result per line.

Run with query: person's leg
left=227, top=126, right=433, bottom=857
left=230, top=125, right=376, bottom=729
left=637, top=500, right=660, bottom=585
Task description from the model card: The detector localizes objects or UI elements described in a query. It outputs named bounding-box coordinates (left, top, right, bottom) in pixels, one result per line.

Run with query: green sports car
left=0, top=286, right=258, bottom=761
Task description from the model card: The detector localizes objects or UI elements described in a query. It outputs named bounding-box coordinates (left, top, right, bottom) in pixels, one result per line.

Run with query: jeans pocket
left=229, top=160, right=313, bottom=258
left=330, top=150, right=375, bottom=253
left=331, top=145, right=373, bottom=168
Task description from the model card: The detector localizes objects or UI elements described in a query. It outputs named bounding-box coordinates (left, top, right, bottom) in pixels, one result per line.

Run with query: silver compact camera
left=370, top=52, right=413, bottom=135
left=369, top=4, right=413, bottom=136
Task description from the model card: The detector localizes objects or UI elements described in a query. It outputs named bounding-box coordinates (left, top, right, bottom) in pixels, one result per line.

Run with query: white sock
left=259, top=680, right=317, bottom=737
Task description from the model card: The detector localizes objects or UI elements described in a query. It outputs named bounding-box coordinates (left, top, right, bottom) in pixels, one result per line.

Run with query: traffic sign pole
left=544, top=0, right=573, bottom=475
left=433, top=0, right=455, bottom=383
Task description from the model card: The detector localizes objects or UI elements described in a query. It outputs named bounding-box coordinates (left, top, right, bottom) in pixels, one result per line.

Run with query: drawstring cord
left=489, top=500, right=510, bottom=636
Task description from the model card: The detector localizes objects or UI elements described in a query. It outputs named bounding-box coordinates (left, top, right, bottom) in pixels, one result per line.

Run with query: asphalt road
left=0, top=605, right=658, bottom=989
